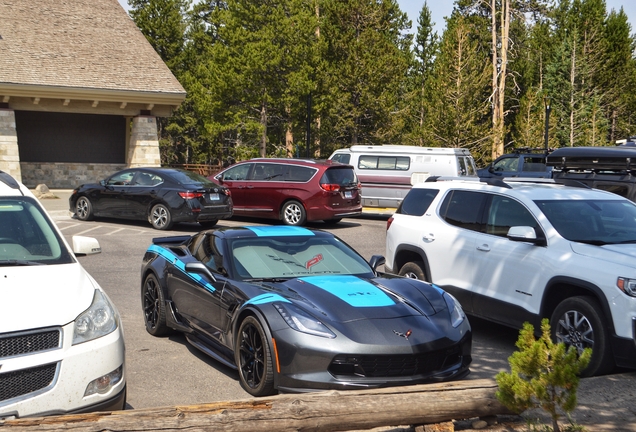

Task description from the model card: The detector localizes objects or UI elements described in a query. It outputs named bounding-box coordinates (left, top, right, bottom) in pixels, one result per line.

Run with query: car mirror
left=185, top=262, right=217, bottom=282
left=369, top=255, right=386, bottom=273
left=507, top=226, right=544, bottom=245
left=100, top=179, right=106, bottom=186
left=72, top=236, right=102, bottom=256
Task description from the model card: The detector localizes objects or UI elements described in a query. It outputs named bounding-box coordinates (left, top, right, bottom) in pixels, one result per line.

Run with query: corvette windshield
left=229, top=235, right=374, bottom=280
left=535, top=199, right=636, bottom=245
left=0, top=198, right=74, bottom=265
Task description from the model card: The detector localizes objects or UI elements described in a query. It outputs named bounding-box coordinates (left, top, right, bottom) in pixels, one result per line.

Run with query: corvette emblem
left=393, top=329, right=412, bottom=340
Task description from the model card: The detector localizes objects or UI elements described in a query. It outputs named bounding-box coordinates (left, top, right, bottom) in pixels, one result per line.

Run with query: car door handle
left=422, top=234, right=435, bottom=242
left=477, top=243, right=491, bottom=252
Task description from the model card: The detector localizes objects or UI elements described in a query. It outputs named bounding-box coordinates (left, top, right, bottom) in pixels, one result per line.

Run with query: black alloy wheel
left=142, top=273, right=170, bottom=336
left=236, top=316, right=275, bottom=396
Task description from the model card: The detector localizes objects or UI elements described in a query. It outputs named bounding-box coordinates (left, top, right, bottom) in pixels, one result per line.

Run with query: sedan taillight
left=179, top=191, right=204, bottom=199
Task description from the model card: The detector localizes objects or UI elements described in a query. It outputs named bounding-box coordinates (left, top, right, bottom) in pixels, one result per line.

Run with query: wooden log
left=0, top=379, right=513, bottom=432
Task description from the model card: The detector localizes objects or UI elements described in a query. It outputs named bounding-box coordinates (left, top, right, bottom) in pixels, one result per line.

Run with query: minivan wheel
left=282, top=200, right=306, bottom=226
left=398, top=261, right=427, bottom=281
left=550, top=296, right=613, bottom=377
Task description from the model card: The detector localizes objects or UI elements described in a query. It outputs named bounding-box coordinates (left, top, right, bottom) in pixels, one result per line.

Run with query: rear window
left=397, top=188, right=439, bottom=216
left=170, top=170, right=220, bottom=187
left=320, top=167, right=358, bottom=186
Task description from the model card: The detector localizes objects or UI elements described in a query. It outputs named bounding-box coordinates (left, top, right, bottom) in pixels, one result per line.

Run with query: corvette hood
left=258, top=275, right=440, bottom=323
left=0, top=263, right=96, bottom=333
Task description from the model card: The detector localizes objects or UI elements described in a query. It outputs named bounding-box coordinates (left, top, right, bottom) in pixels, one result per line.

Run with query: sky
left=397, top=1, right=636, bottom=36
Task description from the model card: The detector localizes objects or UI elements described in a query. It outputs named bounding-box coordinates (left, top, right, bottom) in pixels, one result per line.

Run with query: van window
left=458, top=157, right=477, bottom=176
left=331, top=153, right=351, bottom=164
left=358, top=156, right=410, bottom=170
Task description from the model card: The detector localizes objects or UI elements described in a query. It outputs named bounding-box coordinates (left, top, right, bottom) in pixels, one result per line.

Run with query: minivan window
left=222, top=164, right=251, bottom=181
left=440, top=190, right=487, bottom=232
left=252, top=163, right=287, bottom=181
left=358, top=156, right=410, bottom=171
left=397, top=189, right=439, bottom=216
left=285, top=165, right=316, bottom=182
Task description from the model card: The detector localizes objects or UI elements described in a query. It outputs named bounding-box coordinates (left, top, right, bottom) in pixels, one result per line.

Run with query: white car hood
left=571, top=242, right=636, bottom=268
left=0, top=263, right=96, bottom=333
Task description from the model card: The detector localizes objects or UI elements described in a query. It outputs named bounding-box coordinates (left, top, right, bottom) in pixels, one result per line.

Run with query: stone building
left=0, top=0, right=186, bottom=188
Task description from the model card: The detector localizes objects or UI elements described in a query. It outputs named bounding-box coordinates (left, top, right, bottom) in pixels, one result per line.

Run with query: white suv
left=386, top=177, right=636, bottom=377
left=0, top=172, right=125, bottom=419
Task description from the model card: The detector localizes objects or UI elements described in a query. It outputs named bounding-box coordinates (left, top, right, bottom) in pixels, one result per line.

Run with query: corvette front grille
left=0, top=363, right=58, bottom=403
left=0, top=329, right=61, bottom=359
left=329, top=346, right=462, bottom=378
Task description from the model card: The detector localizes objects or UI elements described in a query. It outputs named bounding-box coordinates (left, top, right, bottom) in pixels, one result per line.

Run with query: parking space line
left=106, top=228, right=127, bottom=236
left=58, top=223, right=82, bottom=231
left=74, top=226, right=103, bottom=236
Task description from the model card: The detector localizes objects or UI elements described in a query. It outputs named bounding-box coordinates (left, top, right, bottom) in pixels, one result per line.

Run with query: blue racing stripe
left=299, top=275, right=395, bottom=307
left=244, top=293, right=291, bottom=306
left=246, top=226, right=314, bottom=237
left=147, top=244, right=216, bottom=293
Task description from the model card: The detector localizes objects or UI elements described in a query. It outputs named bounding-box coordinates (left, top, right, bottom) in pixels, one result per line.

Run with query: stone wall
left=0, top=109, right=21, bottom=182
left=20, top=162, right=127, bottom=189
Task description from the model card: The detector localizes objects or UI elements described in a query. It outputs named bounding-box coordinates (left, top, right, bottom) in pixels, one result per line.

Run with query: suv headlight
left=73, top=290, right=118, bottom=345
left=443, top=292, right=466, bottom=328
left=617, top=277, right=636, bottom=297
left=274, top=303, right=336, bottom=338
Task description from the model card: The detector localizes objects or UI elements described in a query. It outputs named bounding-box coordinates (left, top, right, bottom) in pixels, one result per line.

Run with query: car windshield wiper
left=244, top=277, right=290, bottom=283
left=0, top=259, right=44, bottom=266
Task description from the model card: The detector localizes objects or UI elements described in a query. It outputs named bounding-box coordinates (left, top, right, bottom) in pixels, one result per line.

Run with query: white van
left=328, top=145, right=477, bottom=208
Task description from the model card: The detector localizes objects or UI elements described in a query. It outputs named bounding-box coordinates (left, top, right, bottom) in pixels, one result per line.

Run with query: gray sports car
left=141, top=225, right=472, bottom=396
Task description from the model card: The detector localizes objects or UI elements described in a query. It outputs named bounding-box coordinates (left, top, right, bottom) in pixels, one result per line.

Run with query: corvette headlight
left=73, top=290, right=118, bottom=345
left=443, top=292, right=466, bottom=328
left=274, top=303, right=336, bottom=339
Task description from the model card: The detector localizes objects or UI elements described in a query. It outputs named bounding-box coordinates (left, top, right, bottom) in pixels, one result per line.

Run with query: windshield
left=0, top=198, right=74, bottom=265
left=229, top=235, right=373, bottom=280
left=535, top=199, right=636, bottom=245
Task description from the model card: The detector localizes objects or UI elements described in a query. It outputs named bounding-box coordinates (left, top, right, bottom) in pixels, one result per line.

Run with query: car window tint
left=593, top=183, right=630, bottom=198
left=107, top=171, right=135, bottom=185
left=397, top=188, right=439, bottom=216
left=134, top=172, right=162, bottom=186
left=285, top=166, right=315, bottom=182
left=320, top=167, right=357, bottom=186
left=331, top=154, right=351, bottom=164
left=223, top=164, right=251, bottom=181
left=358, top=156, right=410, bottom=171
left=440, top=190, right=487, bottom=232
left=486, top=195, right=539, bottom=237
left=252, top=163, right=287, bottom=181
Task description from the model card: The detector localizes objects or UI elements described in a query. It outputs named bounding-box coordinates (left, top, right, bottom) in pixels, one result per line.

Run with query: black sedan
left=69, top=168, right=233, bottom=230
left=141, top=226, right=472, bottom=396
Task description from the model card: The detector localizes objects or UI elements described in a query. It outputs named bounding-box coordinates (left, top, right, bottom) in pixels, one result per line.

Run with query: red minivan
left=212, top=158, right=362, bottom=225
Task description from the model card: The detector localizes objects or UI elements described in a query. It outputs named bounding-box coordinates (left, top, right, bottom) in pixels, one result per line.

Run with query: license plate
left=209, top=193, right=220, bottom=201
left=344, top=191, right=353, bottom=199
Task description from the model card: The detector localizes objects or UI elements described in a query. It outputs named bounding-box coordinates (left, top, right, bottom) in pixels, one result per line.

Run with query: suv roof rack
left=0, top=170, right=20, bottom=189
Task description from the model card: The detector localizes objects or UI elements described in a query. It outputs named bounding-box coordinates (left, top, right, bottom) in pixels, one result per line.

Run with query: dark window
left=331, top=154, right=351, bottom=164
left=593, top=183, right=630, bottom=198
left=320, top=167, right=357, bottom=186
left=440, top=190, right=487, bottom=232
left=222, top=164, right=251, bottom=181
left=358, top=156, right=410, bottom=170
left=251, top=163, right=287, bottom=181
left=397, top=189, right=439, bottom=216
left=285, top=165, right=315, bottom=182
left=486, top=195, right=539, bottom=237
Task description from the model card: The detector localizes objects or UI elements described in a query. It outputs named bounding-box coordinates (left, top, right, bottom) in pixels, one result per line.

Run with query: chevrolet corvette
left=141, top=226, right=472, bottom=396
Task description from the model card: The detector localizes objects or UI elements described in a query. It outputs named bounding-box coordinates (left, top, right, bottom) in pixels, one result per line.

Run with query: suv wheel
left=398, top=261, right=427, bottom=281
left=550, top=296, right=613, bottom=377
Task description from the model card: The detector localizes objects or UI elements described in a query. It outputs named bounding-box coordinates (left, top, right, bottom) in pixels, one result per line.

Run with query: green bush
left=495, top=319, right=592, bottom=432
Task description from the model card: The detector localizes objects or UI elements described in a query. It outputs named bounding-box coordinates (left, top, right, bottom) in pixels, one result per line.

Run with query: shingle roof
left=0, top=0, right=185, bottom=97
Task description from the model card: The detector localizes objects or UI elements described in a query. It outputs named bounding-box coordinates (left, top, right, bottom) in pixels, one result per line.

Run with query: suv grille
left=329, top=347, right=462, bottom=378
left=0, top=363, right=58, bottom=402
left=0, top=329, right=61, bottom=359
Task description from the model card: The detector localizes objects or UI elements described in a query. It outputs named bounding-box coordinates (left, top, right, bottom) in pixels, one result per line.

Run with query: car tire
left=235, top=316, right=276, bottom=397
left=199, top=220, right=219, bottom=229
left=142, top=273, right=171, bottom=336
left=398, top=261, right=428, bottom=281
left=550, top=296, right=614, bottom=377
left=149, top=203, right=174, bottom=230
left=282, top=200, right=306, bottom=226
left=75, top=196, right=94, bottom=221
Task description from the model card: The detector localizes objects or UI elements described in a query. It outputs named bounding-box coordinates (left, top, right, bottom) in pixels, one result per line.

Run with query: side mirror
left=72, top=236, right=101, bottom=256
left=507, top=226, right=546, bottom=246
left=369, top=255, right=386, bottom=273
left=185, top=262, right=217, bottom=282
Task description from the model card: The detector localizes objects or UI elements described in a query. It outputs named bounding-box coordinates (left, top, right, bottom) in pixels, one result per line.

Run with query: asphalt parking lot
left=39, top=190, right=636, bottom=431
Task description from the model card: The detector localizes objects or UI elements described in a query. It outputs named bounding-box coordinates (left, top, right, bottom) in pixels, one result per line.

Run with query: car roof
left=0, top=170, right=33, bottom=198
left=412, top=177, right=626, bottom=201
left=212, top=226, right=334, bottom=239
left=238, top=158, right=346, bottom=167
